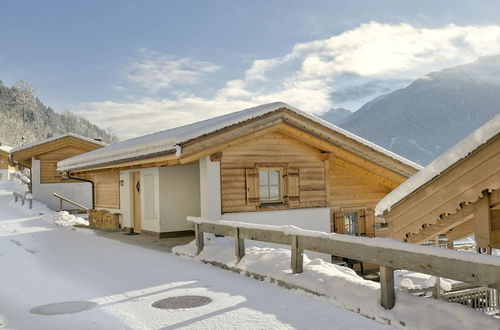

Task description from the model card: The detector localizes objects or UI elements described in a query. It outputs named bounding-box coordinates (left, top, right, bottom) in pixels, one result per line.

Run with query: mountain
left=0, top=80, right=118, bottom=147
left=339, top=55, right=500, bottom=165
left=320, top=108, right=352, bottom=125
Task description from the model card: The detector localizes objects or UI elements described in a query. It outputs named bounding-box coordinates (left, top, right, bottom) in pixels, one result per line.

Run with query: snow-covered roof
left=375, top=114, right=500, bottom=217
left=10, top=132, right=108, bottom=154
left=0, top=145, right=13, bottom=153
left=58, top=102, right=422, bottom=172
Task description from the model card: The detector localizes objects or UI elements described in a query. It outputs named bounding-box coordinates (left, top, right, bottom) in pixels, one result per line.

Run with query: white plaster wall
left=159, top=163, right=200, bottom=232
left=222, top=207, right=331, bottom=231
left=0, top=169, right=9, bottom=181
left=223, top=207, right=332, bottom=261
left=199, top=156, right=221, bottom=219
left=31, top=158, right=92, bottom=211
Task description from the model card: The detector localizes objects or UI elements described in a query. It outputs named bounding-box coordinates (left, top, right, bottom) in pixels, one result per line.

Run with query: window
left=344, top=211, right=360, bottom=235
left=259, top=169, right=281, bottom=203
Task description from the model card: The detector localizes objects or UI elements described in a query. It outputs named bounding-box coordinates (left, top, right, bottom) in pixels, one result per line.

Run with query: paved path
left=0, top=184, right=388, bottom=329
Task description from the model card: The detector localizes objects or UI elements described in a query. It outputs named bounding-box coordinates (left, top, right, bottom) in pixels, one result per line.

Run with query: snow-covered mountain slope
left=319, top=108, right=352, bottom=125
left=0, top=80, right=118, bottom=147
left=338, top=55, right=500, bottom=165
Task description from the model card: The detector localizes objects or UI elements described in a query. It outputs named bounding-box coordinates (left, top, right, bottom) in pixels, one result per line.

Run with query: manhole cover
left=152, top=295, right=212, bottom=309
left=30, top=301, right=97, bottom=315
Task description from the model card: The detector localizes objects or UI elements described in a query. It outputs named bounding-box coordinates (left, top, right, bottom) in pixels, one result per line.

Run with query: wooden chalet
left=58, top=102, right=421, bottom=239
left=0, top=145, right=15, bottom=181
left=375, top=114, right=500, bottom=254
left=10, top=133, right=106, bottom=210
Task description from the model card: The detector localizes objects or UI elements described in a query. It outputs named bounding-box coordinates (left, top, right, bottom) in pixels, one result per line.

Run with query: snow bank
left=376, top=114, right=500, bottom=216
left=58, top=102, right=421, bottom=172
left=173, top=237, right=498, bottom=329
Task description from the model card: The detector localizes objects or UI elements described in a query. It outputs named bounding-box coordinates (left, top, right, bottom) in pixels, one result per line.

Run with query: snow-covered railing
left=53, top=193, right=89, bottom=213
left=13, top=192, right=32, bottom=209
left=188, top=217, right=500, bottom=310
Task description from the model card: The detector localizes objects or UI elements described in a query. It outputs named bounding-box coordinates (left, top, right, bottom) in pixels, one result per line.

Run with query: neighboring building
left=0, top=145, right=15, bottom=181
left=11, top=133, right=107, bottom=210
left=58, top=102, right=421, bottom=238
left=375, top=114, right=500, bottom=254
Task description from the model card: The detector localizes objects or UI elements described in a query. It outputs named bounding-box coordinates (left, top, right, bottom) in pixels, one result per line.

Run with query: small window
left=259, top=169, right=281, bottom=203
left=344, top=212, right=360, bottom=235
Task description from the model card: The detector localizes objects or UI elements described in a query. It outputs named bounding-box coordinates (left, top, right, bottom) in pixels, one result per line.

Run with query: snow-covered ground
left=173, top=235, right=499, bottom=329
left=0, top=181, right=389, bottom=330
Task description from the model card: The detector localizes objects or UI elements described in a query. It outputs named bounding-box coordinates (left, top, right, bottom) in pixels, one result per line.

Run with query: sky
left=1, top=0, right=500, bottom=139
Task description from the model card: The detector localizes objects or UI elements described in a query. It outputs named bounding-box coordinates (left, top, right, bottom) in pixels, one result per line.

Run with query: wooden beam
left=445, top=218, right=475, bottom=242
left=195, top=223, right=204, bottom=255
left=406, top=203, right=474, bottom=243
left=474, top=192, right=492, bottom=254
left=380, top=265, right=395, bottom=309
left=70, top=155, right=179, bottom=174
left=291, top=235, right=304, bottom=274
left=234, top=227, right=245, bottom=263
left=210, top=151, right=223, bottom=162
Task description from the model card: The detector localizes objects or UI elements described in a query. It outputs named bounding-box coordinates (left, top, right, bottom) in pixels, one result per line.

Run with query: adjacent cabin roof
left=11, top=133, right=107, bottom=168
left=58, top=102, right=422, bottom=174
left=0, top=145, right=12, bottom=155
left=375, top=114, right=500, bottom=217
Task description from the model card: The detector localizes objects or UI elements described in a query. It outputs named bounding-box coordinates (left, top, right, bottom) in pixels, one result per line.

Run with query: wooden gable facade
left=380, top=132, right=500, bottom=252
left=0, top=149, right=13, bottom=171
left=11, top=135, right=106, bottom=184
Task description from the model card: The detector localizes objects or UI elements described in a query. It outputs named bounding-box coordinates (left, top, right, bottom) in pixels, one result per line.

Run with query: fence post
left=234, top=227, right=245, bottom=262
left=380, top=265, right=395, bottom=309
left=195, top=223, right=204, bottom=255
left=21, top=197, right=25, bottom=206
left=14, top=193, right=18, bottom=203
left=59, top=198, right=63, bottom=211
left=291, top=235, right=303, bottom=274
left=28, top=199, right=32, bottom=209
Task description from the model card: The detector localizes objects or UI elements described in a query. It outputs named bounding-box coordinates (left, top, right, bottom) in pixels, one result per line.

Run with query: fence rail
left=188, top=217, right=500, bottom=310
left=53, top=193, right=89, bottom=213
left=12, top=192, right=32, bottom=209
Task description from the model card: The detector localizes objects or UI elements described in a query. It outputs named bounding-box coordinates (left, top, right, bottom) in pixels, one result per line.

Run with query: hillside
left=338, top=55, right=500, bottom=165
left=0, top=80, right=118, bottom=147
left=319, top=108, right=352, bottom=125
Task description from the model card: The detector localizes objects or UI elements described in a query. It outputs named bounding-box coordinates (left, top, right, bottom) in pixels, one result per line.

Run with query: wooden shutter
left=334, top=212, right=344, bottom=234
left=358, top=210, right=366, bottom=236
left=245, top=168, right=259, bottom=206
left=287, top=167, right=300, bottom=207
left=365, top=209, right=375, bottom=237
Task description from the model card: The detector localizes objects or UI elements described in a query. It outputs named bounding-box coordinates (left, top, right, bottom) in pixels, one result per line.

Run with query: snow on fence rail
left=187, top=217, right=500, bottom=310
left=12, top=191, right=32, bottom=209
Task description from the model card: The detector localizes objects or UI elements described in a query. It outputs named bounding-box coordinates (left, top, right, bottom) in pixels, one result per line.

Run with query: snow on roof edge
left=10, top=132, right=108, bottom=154
left=58, top=102, right=422, bottom=172
left=0, top=145, right=13, bottom=153
left=375, top=114, right=500, bottom=217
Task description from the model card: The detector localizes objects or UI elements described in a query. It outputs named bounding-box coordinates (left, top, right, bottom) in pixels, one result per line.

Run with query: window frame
left=257, top=166, right=285, bottom=205
left=343, top=211, right=360, bottom=236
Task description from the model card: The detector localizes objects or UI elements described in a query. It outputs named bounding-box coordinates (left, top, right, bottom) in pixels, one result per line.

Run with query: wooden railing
left=188, top=217, right=500, bottom=310
left=13, top=192, right=32, bottom=209
left=443, top=287, right=499, bottom=313
left=53, top=193, right=89, bottom=213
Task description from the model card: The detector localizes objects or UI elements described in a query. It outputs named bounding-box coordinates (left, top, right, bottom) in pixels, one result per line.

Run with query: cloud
left=78, top=22, right=500, bottom=139
left=119, top=49, right=221, bottom=93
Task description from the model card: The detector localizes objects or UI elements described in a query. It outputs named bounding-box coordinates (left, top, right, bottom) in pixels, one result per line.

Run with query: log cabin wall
left=328, top=157, right=393, bottom=237
left=38, top=146, right=91, bottom=183
left=220, top=130, right=396, bottom=238
left=220, top=131, right=327, bottom=213
left=93, top=171, right=120, bottom=209
left=0, top=153, right=9, bottom=170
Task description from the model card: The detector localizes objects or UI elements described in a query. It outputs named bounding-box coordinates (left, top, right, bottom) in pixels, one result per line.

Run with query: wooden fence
left=188, top=217, right=500, bottom=310
left=13, top=192, right=32, bottom=209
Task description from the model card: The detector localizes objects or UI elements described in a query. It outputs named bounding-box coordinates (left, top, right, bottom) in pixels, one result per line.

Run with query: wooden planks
left=39, top=146, right=90, bottom=183
left=94, top=170, right=120, bottom=209
left=221, top=131, right=327, bottom=213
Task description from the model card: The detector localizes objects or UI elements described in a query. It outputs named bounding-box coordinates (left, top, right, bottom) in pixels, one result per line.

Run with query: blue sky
left=2, top=1, right=500, bottom=138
